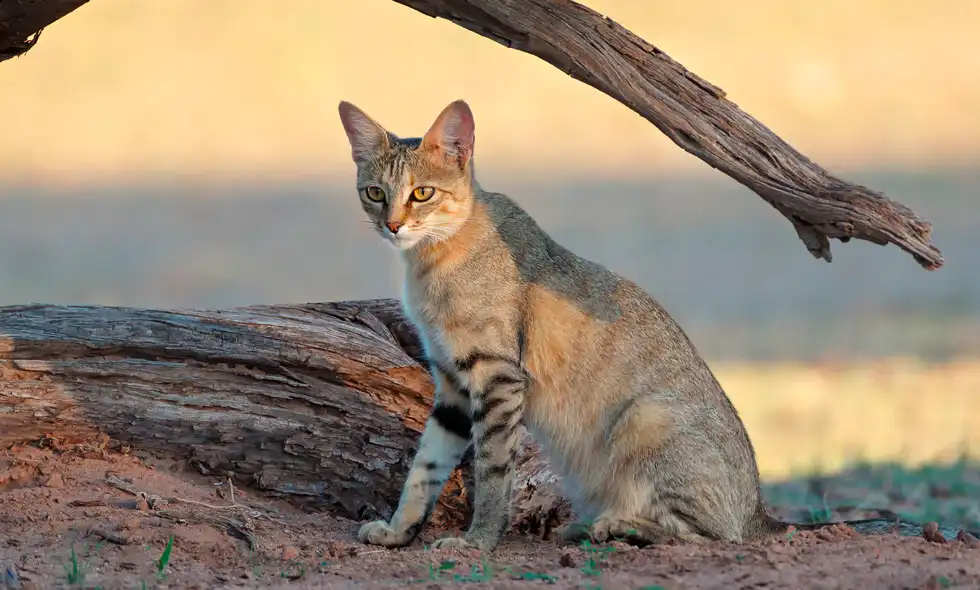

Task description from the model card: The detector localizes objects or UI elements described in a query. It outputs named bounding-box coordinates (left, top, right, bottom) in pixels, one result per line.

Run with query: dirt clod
left=957, top=530, right=980, bottom=548
left=324, top=539, right=357, bottom=559
left=924, top=521, right=948, bottom=544
left=124, top=516, right=142, bottom=531
left=42, top=472, right=63, bottom=489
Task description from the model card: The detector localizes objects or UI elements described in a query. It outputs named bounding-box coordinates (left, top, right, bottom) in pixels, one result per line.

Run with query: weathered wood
left=393, top=0, right=943, bottom=270
left=0, top=300, right=493, bottom=524
left=0, top=0, right=943, bottom=268
left=0, top=0, right=88, bottom=62
left=0, top=300, right=565, bottom=529
left=0, top=301, right=567, bottom=530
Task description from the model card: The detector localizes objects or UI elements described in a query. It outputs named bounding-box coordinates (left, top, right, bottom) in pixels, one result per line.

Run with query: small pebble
left=558, top=551, right=576, bottom=568
left=956, top=530, right=980, bottom=548
left=922, top=522, right=946, bottom=544
left=42, top=473, right=64, bottom=489
left=325, top=540, right=355, bottom=559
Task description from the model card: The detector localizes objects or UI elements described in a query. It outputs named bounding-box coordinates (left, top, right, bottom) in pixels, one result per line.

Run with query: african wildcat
left=337, top=99, right=789, bottom=552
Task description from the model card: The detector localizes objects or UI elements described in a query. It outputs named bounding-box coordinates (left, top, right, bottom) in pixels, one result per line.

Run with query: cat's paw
left=588, top=516, right=663, bottom=545
left=432, top=531, right=502, bottom=552
left=557, top=520, right=593, bottom=544
left=431, top=535, right=473, bottom=551
left=357, top=520, right=410, bottom=547
left=588, top=517, right=619, bottom=543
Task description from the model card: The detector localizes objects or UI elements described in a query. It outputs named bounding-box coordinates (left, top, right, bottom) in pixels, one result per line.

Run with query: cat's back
left=476, top=191, right=625, bottom=302
left=477, top=190, right=729, bottom=403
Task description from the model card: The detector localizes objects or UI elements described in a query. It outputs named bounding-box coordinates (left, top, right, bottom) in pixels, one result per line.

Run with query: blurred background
left=1, top=0, right=978, bottom=523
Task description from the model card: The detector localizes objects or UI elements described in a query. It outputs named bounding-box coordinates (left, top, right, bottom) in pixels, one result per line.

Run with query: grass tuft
left=156, top=536, right=174, bottom=578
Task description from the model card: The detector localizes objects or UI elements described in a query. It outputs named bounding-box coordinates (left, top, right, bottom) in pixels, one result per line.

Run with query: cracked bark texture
left=0, top=301, right=565, bottom=529
left=0, top=300, right=523, bottom=525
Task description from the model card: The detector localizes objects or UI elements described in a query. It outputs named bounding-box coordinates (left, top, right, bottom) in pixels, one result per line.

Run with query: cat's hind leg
left=588, top=513, right=710, bottom=546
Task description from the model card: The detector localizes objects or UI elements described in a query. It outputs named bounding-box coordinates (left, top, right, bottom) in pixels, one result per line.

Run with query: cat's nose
left=385, top=221, right=403, bottom=234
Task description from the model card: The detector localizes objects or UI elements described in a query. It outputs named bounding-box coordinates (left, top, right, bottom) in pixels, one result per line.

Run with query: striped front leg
left=432, top=353, right=528, bottom=552
left=358, top=364, right=472, bottom=547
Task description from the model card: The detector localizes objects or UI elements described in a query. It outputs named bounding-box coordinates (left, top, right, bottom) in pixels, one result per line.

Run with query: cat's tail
left=743, top=504, right=798, bottom=539
left=745, top=503, right=980, bottom=541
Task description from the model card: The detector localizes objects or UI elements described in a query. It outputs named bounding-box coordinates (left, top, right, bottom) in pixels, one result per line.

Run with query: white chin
left=385, top=233, right=422, bottom=250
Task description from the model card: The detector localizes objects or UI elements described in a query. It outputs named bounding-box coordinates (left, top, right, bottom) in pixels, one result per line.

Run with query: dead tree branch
left=392, top=0, right=943, bottom=270
left=0, top=0, right=88, bottom=62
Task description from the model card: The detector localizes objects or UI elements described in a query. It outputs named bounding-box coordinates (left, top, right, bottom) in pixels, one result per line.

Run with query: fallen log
left=0, top=299, right=571, bottom=529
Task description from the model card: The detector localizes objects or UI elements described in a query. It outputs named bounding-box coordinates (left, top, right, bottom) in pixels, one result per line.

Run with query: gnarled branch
left=393, top=0, right=943, bottom=270
left=0, top=0, right=88, bottom=62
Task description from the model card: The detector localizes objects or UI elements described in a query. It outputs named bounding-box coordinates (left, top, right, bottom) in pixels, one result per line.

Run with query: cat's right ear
left=338, top=101, right=389, bottom=164
left=422, top=100, right=475, bottom=170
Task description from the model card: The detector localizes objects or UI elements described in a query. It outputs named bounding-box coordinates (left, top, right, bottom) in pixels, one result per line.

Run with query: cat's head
left=338, top=99, right=477, bottom=251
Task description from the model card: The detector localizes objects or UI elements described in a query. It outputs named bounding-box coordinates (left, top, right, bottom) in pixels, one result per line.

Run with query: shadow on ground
left=765, top=458, right=980, bottom=535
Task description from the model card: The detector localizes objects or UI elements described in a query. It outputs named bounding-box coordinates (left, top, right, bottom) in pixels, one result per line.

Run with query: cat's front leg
left=359, top=368, right=471, bottom=547
left=432, top=354, right=528, bottom=552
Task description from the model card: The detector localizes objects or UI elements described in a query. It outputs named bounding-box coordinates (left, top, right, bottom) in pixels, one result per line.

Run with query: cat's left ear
left=338, top=101, right=390, bottom=164
left=422, top=100, right=475, bottom=169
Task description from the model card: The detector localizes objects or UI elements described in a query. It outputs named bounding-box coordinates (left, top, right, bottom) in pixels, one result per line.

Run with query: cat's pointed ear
left=338, top=101, right=390, bottom=163
left=422, top=100, right=475, bottom=169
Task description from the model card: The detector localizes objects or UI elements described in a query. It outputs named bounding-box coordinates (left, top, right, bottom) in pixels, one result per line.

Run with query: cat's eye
left=411, top=186, right=435, bottom=202
left=364, top=186, right=385, bottom=202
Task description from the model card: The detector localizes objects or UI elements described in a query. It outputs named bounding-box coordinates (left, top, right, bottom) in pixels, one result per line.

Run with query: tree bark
left=393, top=0, right=944, bottom=270
left=0, top=299, right=435, bottom=519
left=0, top=300, right=566, bottom=531
left=0, top=0, right=88, bottom=62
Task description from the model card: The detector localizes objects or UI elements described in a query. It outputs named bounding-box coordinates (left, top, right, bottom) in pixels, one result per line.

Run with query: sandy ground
left=2, top=444, right=979, bottom=590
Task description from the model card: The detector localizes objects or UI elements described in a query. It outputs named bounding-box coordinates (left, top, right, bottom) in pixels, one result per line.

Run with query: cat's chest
left=402, top=276, right=456, bottom=335
left=403, top=277, right=478, bottom=354
left=402, top=271, right=517, bottom=363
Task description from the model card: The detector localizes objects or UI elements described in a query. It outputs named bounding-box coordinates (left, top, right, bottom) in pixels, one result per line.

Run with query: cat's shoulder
left=476, top=190, right=528, bottom=219
left=475, top=190, right=548, bottom=240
